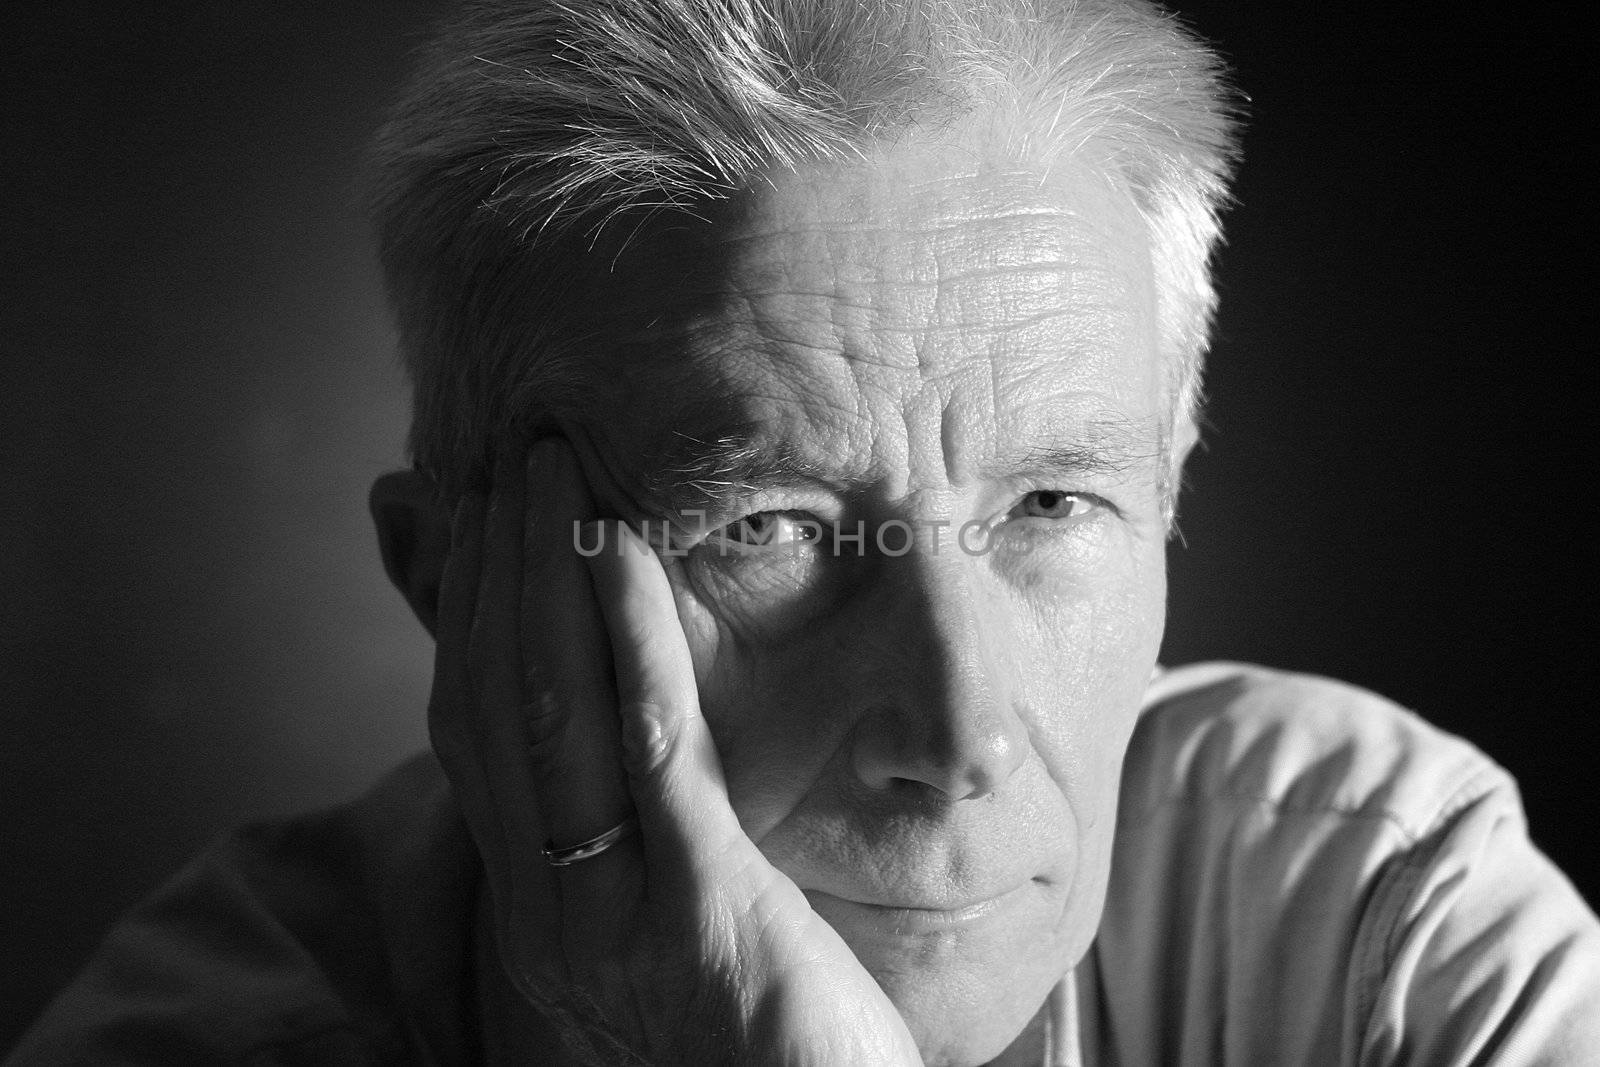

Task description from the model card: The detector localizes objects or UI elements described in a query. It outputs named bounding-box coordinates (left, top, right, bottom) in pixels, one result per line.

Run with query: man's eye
left=1008, top=490, right=1102, bottom=522
left=705, top=511, right=821, bottom=551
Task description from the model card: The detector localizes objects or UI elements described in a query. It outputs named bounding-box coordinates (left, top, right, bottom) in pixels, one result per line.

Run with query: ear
left=369, top=470, right=451, bottom=639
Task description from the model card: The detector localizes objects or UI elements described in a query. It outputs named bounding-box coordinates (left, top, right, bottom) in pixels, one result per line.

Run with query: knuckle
left=619, top=702, right=671, bottom=779
left=519, top=686, right=569, bottom=749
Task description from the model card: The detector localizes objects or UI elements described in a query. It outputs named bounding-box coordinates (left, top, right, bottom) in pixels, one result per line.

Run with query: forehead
left=569, top=142, right=1165, bottom=505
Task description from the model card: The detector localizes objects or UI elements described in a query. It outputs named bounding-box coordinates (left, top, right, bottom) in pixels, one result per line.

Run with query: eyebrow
left=643, top=432, right=831, bottom=515
left=1002, top=417, right=1167, bottom=482
left=641, top=414, right=1168, bottom=517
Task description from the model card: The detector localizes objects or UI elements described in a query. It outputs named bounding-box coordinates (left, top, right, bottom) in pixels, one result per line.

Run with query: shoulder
left=1121, top=661, right=1512, bottom=843
left=1090, top=662, right=1577, bottom=1063
left=8, top=753, right=477, bottom=1065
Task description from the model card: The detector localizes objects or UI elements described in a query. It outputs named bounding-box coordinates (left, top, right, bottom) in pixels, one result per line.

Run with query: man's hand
left=427, top=438, right=922, bottom=1065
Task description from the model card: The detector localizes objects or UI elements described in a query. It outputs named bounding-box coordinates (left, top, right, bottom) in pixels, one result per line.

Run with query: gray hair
left=370, top=0, right=1240, bottom=495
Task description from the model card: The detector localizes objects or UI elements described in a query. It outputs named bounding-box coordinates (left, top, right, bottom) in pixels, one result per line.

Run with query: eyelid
left=668, top=481, right=1123, bottom=549
left=659, top=502, right=838, bottom=556
left=684, top=489, right=842, bottom=535
left=1008, top=483, right=1122, bottom=519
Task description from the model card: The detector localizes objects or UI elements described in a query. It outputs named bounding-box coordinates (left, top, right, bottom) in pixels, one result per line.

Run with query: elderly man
left=12, top=0, right=1600, bottom=1063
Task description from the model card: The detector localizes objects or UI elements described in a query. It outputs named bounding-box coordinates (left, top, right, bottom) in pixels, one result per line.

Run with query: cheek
left=662, top=558, right=852, bottom=840
left=1005, top=538, right=1165, bottom=826
left=679, top=542, right=856, bottom=646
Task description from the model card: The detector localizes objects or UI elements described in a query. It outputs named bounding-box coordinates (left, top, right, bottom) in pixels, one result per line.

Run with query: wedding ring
left=541, top=814, right=640, bottom=866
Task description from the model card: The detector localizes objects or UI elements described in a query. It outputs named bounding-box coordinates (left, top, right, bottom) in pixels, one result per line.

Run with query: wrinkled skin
left=376, top=136, right=1186, bottom=1066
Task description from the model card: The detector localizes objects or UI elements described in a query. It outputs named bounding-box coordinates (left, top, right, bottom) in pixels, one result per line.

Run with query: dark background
left=3, top=0, right=1592, bottom=1048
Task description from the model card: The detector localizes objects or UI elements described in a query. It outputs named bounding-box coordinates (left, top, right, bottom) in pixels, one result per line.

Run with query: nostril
left=849, top=705, right=1026, bottom=800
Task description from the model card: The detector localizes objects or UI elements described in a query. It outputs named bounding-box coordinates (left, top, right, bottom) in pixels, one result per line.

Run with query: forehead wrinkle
left=624, top=270, right=1138, bottom=389
left=628, top=300, right=1131, bottom=361
left=761, top=252, right=1136, bottom=381
left=694, top=204, right=1103, bottom=250
left=588, top=152, right=1165, bottom=521
left=613, top=293, right=1151, bottom=514
left=615, top=183, right=1145, bottom=380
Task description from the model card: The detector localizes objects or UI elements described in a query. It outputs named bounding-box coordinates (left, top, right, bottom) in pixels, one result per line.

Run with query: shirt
left=12, top=663, right=1600, bottom=1064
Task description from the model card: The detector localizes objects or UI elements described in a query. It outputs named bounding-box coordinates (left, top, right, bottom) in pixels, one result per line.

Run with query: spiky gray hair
left=370, top=0, right=1239, bottom=495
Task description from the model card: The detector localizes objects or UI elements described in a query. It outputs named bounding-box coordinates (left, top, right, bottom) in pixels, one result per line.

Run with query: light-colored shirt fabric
left=12, top=663, right=1600, bottom=1064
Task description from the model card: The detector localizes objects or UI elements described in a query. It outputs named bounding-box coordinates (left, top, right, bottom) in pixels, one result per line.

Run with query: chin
left=879, top=964, right=1054, bottom=1067
left=805, top=878, right=1091, bottom=1065
left=834, top=909, right=1072, bottom=1065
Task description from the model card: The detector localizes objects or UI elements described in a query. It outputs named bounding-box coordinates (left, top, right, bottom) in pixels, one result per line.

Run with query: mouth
left=804, top=881, right=1039, bottom=935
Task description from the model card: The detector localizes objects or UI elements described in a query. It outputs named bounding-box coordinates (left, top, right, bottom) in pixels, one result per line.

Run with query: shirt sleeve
left=1356, top=770, right=1600, bottom=1065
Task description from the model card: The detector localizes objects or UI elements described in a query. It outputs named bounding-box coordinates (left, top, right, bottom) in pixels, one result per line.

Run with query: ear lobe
left=369, top=470, right=451, bottom=639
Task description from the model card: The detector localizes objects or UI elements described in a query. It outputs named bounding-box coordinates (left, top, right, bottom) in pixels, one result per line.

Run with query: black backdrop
left=3, top=0, right=1593, bottom=1048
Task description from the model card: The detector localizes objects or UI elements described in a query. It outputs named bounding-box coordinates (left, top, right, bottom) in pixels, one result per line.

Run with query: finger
left=467, top=448, right=565, bottom=978
left=431, top=491, right=484, bottom=728
left=583, top=522, right=750, bottom=893
left=429, top=492, right=499, bottom=866
left=519, top=442, right=638, bottom=911
left=469, top=447, right=549, bottom=853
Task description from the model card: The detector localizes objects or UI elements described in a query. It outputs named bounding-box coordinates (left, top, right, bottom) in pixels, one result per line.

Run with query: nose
left=848, top=561, right=1029, bottom=801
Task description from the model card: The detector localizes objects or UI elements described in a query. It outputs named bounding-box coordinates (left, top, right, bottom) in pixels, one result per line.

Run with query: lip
left=805, top=884, right=1028, bottom=934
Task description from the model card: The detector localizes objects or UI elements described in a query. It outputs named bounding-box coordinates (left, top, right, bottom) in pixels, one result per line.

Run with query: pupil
left=1037, top=491, right=1061, bottom=511
left=742, top=514, right=771, bottom=541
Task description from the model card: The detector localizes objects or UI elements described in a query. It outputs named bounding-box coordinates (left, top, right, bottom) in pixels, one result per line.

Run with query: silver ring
left=541, top=815, right=640, bottom=867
